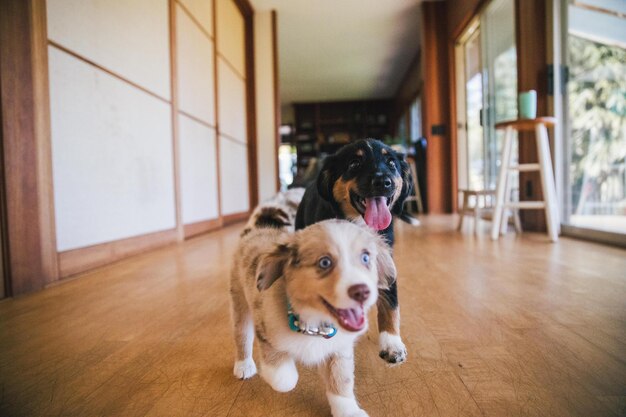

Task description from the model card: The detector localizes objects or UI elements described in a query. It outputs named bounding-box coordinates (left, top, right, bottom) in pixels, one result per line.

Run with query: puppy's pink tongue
left=336, top=307, right=365, bottom=332
left=364, top=197, right=392, bottom=231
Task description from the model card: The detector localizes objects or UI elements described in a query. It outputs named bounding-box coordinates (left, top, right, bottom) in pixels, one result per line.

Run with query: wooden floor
left=1, top=216, right=625, bottom=417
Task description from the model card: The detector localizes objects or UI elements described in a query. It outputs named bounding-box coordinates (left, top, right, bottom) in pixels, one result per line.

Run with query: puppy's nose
left=348, top=284, right=370, bottom=302
left=372, top=174, right=392, bottom=189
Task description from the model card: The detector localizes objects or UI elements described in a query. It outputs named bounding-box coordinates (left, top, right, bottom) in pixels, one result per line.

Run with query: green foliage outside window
left=568, top=35, right=626, bottom=215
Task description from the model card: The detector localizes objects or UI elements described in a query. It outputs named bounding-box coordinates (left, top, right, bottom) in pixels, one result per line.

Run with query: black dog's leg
left=377, top=280, right=407, bottom=365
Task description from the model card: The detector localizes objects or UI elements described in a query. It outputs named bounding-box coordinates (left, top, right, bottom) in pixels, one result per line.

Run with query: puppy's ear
left=256, top=243, right=293, bottom=291
left=376, top=240, right=397, bottom=289
left=316, top=155, right=338, bottom=201
left=391, top=153, right=414, bottom=215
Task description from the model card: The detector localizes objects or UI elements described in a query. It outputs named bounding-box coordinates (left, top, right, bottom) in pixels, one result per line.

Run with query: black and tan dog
left=295, top=138, right=412, bottom=364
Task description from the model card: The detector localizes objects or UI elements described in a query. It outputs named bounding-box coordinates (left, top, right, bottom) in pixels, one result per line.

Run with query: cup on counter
left=518, top=90, right=537, bottom=119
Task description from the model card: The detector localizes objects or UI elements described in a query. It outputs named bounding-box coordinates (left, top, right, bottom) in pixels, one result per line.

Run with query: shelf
left=292, top=99, right=392, bottom=178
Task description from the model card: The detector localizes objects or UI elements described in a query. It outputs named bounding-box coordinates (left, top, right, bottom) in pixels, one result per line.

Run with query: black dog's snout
left=372, top=173, right=392, bottom=189
left=348, top=284, right=370, bottom=302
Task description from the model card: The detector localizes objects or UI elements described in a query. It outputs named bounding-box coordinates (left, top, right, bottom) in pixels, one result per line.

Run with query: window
left=563, top=0, right=626, bottom=236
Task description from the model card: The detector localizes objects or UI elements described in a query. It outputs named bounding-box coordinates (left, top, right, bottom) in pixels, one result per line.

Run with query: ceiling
left=249, top=0, right=423, bottom=106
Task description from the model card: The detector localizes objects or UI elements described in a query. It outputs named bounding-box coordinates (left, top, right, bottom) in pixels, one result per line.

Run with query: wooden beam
left=242, top=0, right=259, bottom=209
left=169, top=0, right=184, bottom=242
left=0, top=0, right=58, bottom=295
left=448, top=39, right=459, bottom=214
left=421, top=1, right=452, bottom=214
left=212, top=0, right=224, bottom=224
left=272, top=10, right=281, bottom=193
left=515, top=0, right=549, bottom=232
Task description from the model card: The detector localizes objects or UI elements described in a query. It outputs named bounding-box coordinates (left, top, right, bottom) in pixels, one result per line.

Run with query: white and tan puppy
left=230, top=219, right=396, bottom=417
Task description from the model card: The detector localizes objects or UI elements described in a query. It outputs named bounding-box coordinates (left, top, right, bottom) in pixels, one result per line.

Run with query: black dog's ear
left=316, top=155, right=338, bottom=201
left=391, top=152, right=414, bottom=215
left=256, top=243, right=294, bottom=291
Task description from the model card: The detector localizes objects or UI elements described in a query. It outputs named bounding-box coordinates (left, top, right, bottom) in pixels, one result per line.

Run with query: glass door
left=456, top=0, right=517, bottom=195
left=563, top=0, right=626, bottom=236
left=466, top=26, right=486, bottom=191
left=455, top=20, right=485, bottom=193
left=480, top=0, right=518, bottom=191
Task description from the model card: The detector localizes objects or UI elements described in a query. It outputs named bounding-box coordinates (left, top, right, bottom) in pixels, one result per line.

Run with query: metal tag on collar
left=287, top=303, right=337, bottom=339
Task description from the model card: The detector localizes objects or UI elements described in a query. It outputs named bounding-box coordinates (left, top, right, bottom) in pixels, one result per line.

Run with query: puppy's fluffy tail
left=241, top=205, right=292, bottom=237
left=254, top=206, right=291, bottom=229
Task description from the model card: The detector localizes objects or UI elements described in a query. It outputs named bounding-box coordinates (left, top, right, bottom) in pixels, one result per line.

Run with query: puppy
left=295, top=139, right=412, bottom=364
left=230, top=219, right=396, bottom=417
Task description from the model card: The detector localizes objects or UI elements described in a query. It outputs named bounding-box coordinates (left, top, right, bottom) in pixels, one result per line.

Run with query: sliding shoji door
left=216, top=0, right=250, bottom=217
left=47, top=0, right=176, bottom=253
left=175, top=0, right=220, bottom=237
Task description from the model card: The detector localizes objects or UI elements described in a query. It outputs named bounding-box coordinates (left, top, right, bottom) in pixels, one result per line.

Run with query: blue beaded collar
left=287, top=301, right=337, bottom=339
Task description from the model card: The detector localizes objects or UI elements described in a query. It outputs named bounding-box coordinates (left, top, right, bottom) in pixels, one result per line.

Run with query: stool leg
left=457, top=192, right=468, bottom=231
left=501, top=169, right=514, bottom=235
left=491, top=127, right=514, bottom=240
left=513, top=209, right=523, bottom=233
left=414, top=173, right=424, bottom=214
left=474, top=197, right=480, bottom=235
left=536, top=124, right=559, bottom=242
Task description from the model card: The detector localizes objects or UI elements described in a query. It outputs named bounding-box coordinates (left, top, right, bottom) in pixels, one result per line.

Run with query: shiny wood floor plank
left=1, top=216, right=625, bottom=417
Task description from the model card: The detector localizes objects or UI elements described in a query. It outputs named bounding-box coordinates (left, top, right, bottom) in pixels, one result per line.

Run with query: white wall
left=47, top=0, right=276, bottom=253
left=48, top=47, right=176, bottom=251
left=47, top=0, right=171, bottom=99
left=217, top=0, right=250, bottom=215
left=176, top=2, right=220, bottom=225
left=176, top=4, right=215, bottom=125
left=179, top=115, right=219, bottom=224
left=47, top=0, right=176, bottom=251
left=254, top=11, right=278, bottom=202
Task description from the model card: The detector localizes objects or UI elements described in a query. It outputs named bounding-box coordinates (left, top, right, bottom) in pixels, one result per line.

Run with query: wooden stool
left=491, top=117, right=560, bottom=242
left=458, top=189, right=521, bottom=235
left=457, top=189, right=495, bottom=234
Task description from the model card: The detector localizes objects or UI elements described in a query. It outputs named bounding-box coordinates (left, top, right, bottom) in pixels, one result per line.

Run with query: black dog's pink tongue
left=336, top=307, right=365, bottom=332
left=364, top=197, right=392, bottom=231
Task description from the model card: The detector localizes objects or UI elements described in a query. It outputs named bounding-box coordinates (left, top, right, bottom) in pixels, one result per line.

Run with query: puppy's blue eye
left=318, top=256, right=333, bottom=269
left=361, top=252, right=370, bottom=265
left=349, top=159, right=361, bottom=170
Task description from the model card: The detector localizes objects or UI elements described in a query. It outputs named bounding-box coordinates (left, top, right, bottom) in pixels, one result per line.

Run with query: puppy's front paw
left=340, top=409, right=369, bottom=417
left=260, top=359, right=298, bottom=392
left=233, top=358, right=257, bottom=379
left=327, top=393, right=369, bottom=417
left=378, top=331, right=407, bottom=365
left=337, top=410, right=369, bottom=417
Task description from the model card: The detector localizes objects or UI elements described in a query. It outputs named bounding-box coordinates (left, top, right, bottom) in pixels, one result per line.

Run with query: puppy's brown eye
left=387, top=159, right=396, bottom=169
left=348, top=159, right=361, bottom=170
left=318, top=256, right=333, bottom=269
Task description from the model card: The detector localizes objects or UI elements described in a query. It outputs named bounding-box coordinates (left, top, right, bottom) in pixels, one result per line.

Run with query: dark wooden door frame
left=0, top=74, right=7, bottom=299
left=0, top=0, right=58, bottom=296
left=235, top=0, right=260, bottom=212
